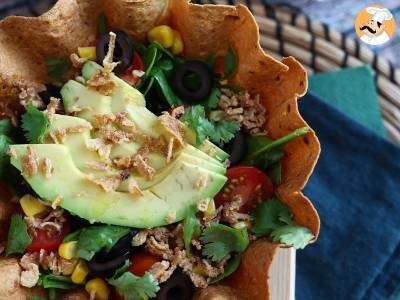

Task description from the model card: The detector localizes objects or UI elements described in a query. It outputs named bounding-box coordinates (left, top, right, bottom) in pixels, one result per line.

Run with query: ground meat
left=15, top=80, right=46, bottom=109
left=132, top=154, right=155, bottom=180
left=40, top=250, right=76, bottom=275
left=221, top=196, right=251, bottom=225
left=70, top=53, right=87, bottom=69
left=19, top=253, right=40, bottom=288
left=41, top=157, right=54, bottom=179
left=145, top=236, right=173, bottom=260
left=219, top=89, right=267, bottom=135
left=21, top=146, right=39, bottom=177
left=87, top=175, right=121, bottom=192
left=25, top=207, right=66, bottom=237
left=148, top=260, right=176, bottom=283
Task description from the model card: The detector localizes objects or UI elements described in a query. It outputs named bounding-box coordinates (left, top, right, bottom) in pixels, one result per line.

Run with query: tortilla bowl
left=0, top=0, right=320, bottom=299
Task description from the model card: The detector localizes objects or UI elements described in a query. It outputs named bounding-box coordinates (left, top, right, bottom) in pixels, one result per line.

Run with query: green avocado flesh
left=10, top=62, right=230, bottom=227
left=10, top=145, right=226, bottom=227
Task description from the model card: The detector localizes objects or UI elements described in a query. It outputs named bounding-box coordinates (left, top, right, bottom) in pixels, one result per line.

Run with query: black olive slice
left=96, top=30, right=133, bottom=74
left=170, top=60, right=212, bottom=103
left=38, top=85, right=61, bottom=105
left=224, top=131, right=247, bottom=166
left=88, top=250, right=131, bottom=278
left=157, top=271, right=195, bottom=300
left=95, top=228, right=137, bottom=262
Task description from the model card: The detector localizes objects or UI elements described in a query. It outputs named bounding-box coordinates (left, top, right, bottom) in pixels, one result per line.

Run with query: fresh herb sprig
left=21, top=103, right=49, bottom=143
left=63, top=225, right=130, bottom=260
left=5, top=214, right=32, bottom=255
left=46, top=58, right=70, bottom=81
left=252, top=194, right=314, bottom=249
left=37, top=274, right=79, bottom=289
left=183, top=206, right=201, bottom=255
left=200, top=223, right=249, bottom=261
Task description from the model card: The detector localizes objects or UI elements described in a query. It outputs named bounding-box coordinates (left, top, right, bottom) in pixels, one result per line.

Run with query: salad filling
left=0, top=18, right=315, bottom=300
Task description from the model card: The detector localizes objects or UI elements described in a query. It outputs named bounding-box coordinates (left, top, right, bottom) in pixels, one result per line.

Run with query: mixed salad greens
left=0, top=15, right=314, bottom=300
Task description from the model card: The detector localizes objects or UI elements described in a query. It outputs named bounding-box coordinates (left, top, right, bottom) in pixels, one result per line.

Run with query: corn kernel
left=85, top=278, right=110, bottom=300
left=171, top=30, right=184, bottom=55
left=58, top=241, right=78, bottom=260
left=62, top=259, right=78, bottom=276
left=71, top=260, right=89, bottom=284
left=192, top=266, right=208, bottom=277
left=147, top=25, right=174, bottom=48
left=204, top=199, right=216, bottom=218
left=219, top=79, right=228, bottom=85
left=20, top=194, right=48, bottom=217
left=78, top=46, right=97, bottom=61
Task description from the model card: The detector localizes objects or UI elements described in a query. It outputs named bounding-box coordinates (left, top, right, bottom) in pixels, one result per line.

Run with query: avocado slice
left=10, top=144, right=226, bottom=227
left=80, top=61, right=230, bottom=163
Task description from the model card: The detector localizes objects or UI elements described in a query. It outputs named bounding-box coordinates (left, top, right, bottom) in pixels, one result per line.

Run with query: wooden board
left=269, top=248, right=296, bottom=300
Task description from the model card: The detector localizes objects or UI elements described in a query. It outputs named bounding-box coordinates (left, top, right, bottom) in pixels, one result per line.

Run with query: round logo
left=354, top=5, right=396, bottom=46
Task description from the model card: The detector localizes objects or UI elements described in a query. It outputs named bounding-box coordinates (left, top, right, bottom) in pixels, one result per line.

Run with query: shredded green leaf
left=183, top=206, right=201, bottom=255
left=209, top=254, right=241, bottom=284
left=21, top=103, right=49, bottom=143
left=46, top=58, right=70, bottom=81
left=108, top=272, right=159, bottom=300
left=223, top=43, right=238, bottom=79
left=63, top=225, right=130, bottom=260
left=200, top=223, right=249, bottom=262
left=182, top=105, right=240, bottom=146
left=252, top=196, right=293, bottom=237
left=271, top=225, right=314, bottom=250
left=0, top=134, right=13, bottom=179
left=6, top=214, right=32, bottom=255
left=37, top=274, right=79, bottom=289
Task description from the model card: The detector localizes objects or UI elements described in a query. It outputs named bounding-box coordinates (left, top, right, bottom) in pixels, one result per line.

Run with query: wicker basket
left=197, top=0, right=400, bottom=144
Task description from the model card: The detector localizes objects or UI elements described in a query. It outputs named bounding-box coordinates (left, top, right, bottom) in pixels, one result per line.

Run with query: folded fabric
left=296, top=93, right=400, bottom=300
left=308, top=65, right=387, bottom=138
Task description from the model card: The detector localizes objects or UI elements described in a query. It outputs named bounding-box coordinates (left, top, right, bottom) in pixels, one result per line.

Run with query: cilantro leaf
left=252, top=196, right=293, bottom=237
left=6, top=214, right=32, bottom=255
left=182, top=105, right=239, bottom=146
left=0, top=134, right=13, bottom=179
left=46, top=58, right=70, bottom=81
left=108, top=272, right=159, bottom=300
left=223, top=43, right=238, bottom=79
left=63, top=225, right=130, bottom=260
left=21, top=103, right=49, bottom=143
left=271, top=225, right=314, bottom=250
left=200, top=223, right=249, bottom=262
left=209, top=254, right=241, bottom=284
left=183, top=207, right=201, bottom=255
left=37, top=274, right=79, bottom=289
left=202, top=86, right=221, bottom=110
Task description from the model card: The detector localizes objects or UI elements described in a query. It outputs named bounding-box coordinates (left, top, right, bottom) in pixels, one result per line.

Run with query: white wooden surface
left=269, top=248, right=296, bottom=300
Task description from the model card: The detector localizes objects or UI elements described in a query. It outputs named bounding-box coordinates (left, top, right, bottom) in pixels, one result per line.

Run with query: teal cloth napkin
left=308, top=65, right=387, bottom=137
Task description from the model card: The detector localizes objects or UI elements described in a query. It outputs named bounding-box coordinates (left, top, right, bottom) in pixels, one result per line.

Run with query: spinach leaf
left=201, top=86, right=221, bottom=110
left=63, top=225, right=130, bottom=261
left=150, top=68, right=182, bottom=107
left=38, top=274, right=79, bottom=289
left=223, top=43, right=238, bottom=79
left=183, top=206, right=200, bottom=255
left=6, top=214, right=32, bottom=255
left=209, top=254, right=241, bottom=284
left=142, top=45, right=158, bottom=78
left=46, top=59, right=70, bottom=81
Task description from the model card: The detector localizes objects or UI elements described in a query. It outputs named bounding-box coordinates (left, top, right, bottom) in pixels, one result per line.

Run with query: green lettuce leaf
left=108, top=272, right=159, bottom=300
left=6, top=214, right=32, bottom=255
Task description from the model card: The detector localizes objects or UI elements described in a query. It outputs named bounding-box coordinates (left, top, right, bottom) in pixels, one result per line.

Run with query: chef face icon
left=355, top=6, right=396, bottom=46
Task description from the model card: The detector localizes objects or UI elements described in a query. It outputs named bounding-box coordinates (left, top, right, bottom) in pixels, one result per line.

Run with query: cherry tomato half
left=129, top=252, right=160, bottom=276
left=214, top=166, right=274, bottom=213
left=120, top=52, right=145, bottom=85
left=26, top=219, right=70, bottom=253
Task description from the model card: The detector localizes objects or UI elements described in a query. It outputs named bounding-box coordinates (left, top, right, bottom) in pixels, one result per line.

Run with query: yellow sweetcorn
left=20, top=194, right=48, bottom=217
left=171, top=30, right=184, bottom=55
left=203, top=199, right=216, bottom=218
left=85, top=278, right=110, bottom=300
left=78, top=47, right=96, bottom=61
left=192, top=266, right=208, bottom=277
left=147, top=25, right=174, bottom=48
left=71, top=260, right=90, bottom=284
left=58, top=241, right=78, bottom=260
left=62, top=258, right=78, bottom=276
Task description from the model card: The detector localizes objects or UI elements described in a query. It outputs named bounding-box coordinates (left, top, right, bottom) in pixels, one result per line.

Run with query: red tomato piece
left=119, top=52, right=145, bottom=85
left=26, top=219, right=70, bottom=253
left=129, top=252, right=160, bottom=277
left=214, top=166, right=274, bottom=213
